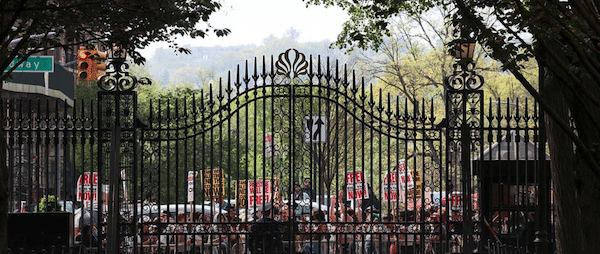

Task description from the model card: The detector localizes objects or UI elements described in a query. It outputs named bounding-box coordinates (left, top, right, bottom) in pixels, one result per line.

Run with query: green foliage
left=1, top=0, right=230, bottom=82
left=305, top=0, right=443, bottom=52
left=34, top=195, right=62, bottom=213
left=305, top=1, right=600, bottom=252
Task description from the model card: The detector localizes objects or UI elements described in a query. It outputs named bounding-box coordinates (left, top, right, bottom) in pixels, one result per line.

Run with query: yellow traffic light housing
left=90, top=50, right=107, bottom=80
left=77, top=47, right=93, bottom=81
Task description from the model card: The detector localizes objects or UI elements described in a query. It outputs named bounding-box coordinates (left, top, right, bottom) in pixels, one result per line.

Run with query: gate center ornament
left=275, top=48, right=308, bottom=81
left=97, top=57, right=151, bottom=92
left=444, top=60, right=484, bottom=91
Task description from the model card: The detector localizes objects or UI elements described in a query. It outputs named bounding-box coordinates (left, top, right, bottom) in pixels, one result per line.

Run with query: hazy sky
left=140, top=0, right=349, bottom=58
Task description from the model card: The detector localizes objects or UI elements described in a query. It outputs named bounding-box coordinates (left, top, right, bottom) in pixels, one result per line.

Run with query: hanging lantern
left=454, top=39, right=476, bottom=60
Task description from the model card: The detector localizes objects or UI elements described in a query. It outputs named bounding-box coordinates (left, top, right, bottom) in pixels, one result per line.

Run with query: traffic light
left=77, top=47, right=93, bottom=81
left=89, top=50, right=107, bottom=80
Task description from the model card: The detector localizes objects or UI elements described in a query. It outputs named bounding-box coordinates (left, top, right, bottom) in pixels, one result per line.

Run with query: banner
left=187, top=171, right=198, bottom=203
left=76, top=172, right=99, bottom=208
left=236, top=180, right=248, bottom=208
left=345, top=171, right=369, bottom=200
left=383, top=160, right=422, bottom=201
left=248, top=179, right=273, bottom=206
left=202, top=169, right=224, bottom=198
left=407, top=166, right=422, bottom=199
left=265, top=132, right=280, bottom=157
left=383, top=171, right=399, bottom=201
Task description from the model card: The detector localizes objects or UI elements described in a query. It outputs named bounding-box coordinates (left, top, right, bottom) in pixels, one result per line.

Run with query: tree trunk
left=544, top=65, right=600, bottom=253
left=544, top=71, right=583, bottom=253
left=570, top=77, right=600, bottom=253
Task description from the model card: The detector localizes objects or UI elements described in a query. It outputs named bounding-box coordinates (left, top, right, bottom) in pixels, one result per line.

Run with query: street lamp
left=453, top=39, right=476, bottom=60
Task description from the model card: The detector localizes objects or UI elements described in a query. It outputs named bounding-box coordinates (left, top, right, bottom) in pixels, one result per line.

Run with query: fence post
left=445, top=43, right=484, bottom=254
left=97, top=51, right=150, bottom=253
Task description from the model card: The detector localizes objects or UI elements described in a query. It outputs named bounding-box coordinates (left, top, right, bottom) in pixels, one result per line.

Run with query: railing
left=488, top=240, right=529, bottom=254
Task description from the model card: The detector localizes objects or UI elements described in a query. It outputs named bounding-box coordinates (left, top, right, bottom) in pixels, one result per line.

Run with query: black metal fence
left=3, top=49, right=554, bottom=254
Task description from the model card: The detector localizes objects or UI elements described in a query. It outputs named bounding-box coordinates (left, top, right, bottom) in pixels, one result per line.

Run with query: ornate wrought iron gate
left=4, top=48, right=552, bottom=254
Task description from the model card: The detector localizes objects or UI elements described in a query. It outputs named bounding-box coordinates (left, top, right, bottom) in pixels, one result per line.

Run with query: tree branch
left=509, top=66, right=600, bottom=180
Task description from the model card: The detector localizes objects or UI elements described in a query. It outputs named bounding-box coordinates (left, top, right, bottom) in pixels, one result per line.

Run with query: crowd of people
left=74, top=181, right=470, bottom=254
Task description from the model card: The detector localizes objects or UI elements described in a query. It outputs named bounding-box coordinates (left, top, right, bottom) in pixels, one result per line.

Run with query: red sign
left=345, top=171, right=369, bottom=200
left=76, top=172, right=99, bottom=207
left=248, top=179, right=273, bottom=206
left=451, top=192, right=462, bottom=210
left=448, top=192, right=478, bottom=211
left=383, top=171, right=399, bottom=201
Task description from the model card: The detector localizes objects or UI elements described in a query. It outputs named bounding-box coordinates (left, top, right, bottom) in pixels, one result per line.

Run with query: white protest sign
left=265, top=132, right=280, bottom=157
left=383, top=171, right=399, bottom=201
left=188, top=171, right=198, bottom=203
left=121, top=170, right=128, bottom=204
left=248, top=179, right=273, bottom=206
left=397, top=159, right=414, bottom=189
left=345, top=171, right=369, bottom=200
left=77, top=172, right=99, bottom=208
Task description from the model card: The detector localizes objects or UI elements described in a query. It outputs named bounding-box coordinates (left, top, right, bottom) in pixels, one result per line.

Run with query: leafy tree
left=305, top=0, right=600, bottom=253
left=169, top=67, right=215, bottom=88
left=1, top=0, right=229, bottom=250
left=34, top=195, right=62, bottom=213
left=284, top=27, right=301, bottom=41
left=1, top=0, right=230, bottom=80
left=135, top=82, right=250, bottom=204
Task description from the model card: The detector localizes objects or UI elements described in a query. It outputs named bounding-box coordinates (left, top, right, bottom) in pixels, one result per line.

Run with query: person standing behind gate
left=302, top=178, right=315, bottom=201
left=144, top=193, right=156, bottom=206
left=329, top=193, right=355, bottom=254
left=248, top=203, right=283, bottom=254
left=302, top=209, right=328, bottom=254
left=210, top=213, right=232, bottom=254
left=294, top=184, right=311, bottom=218
left=159, top=210, right=176, bottom=254
left=174, top=212, right=188, bottom=254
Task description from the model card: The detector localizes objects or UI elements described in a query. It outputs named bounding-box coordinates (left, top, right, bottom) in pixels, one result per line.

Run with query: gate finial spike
left=227, top=72, right=232, bottom=94
left=244, top=60, right=250, bottom=84
left=262, top=56, right=267, bottom=79
left=344, top=65, right=348, bottom=87
left=236, top=65, right=240, bottom=87
left=317, top=55, right=322, bottom=77
left=335, top=59, right=339, bottom=83
left=253, top=57, right=258, bottom=80
left=218, top=78, right=223, bottom=101
left=309, top=55, right=313, bottom=75
left=326, top=56, right=330, bottom=81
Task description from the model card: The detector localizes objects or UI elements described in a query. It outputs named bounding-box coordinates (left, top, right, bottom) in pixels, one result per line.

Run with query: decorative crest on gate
left=275, top=48, right=308, bottom=81
left=97, top=57, right=151, bottom=92
left=444, top=59, right=484, bottom=91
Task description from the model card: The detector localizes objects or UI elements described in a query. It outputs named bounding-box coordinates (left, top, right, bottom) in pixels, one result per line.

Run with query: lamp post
left=454, top=39, right=476, bottom=61
left=445, top=34, right=483, bottom=254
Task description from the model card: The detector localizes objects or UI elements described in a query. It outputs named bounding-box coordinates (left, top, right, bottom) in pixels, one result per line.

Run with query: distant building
left=2, top=45, right=78, bottom=210
left=2, top=46, right=77, bottom=106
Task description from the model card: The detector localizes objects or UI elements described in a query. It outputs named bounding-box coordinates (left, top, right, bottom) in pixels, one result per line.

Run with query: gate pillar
left=97, top=50, right=150, bottom=253
left=444, top=45, right=484, bottom=254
